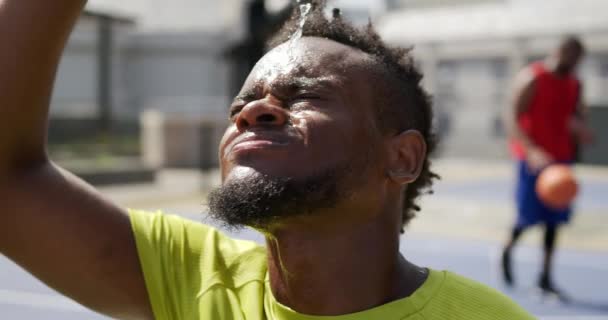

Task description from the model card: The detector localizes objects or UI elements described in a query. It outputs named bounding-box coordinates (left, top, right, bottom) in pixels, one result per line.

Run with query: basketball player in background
left=502, top=36, right=594, bottom=300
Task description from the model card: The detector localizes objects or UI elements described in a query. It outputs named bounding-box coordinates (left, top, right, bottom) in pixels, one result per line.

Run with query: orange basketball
left=536, top=164, right=578, bottom=210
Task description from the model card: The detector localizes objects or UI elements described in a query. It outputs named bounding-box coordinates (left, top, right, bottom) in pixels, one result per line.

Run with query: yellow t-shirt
left=129, top=210, right=536, bottom=320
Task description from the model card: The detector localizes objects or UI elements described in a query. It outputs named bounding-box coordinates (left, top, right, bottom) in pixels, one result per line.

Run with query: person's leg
left=502, top=160, right=537, bottom=286
left=537, top=223, right=569, bottom=300
left=502, top=226, right=526, bottom=286
left=540, top=223, right=558, bottom=283
left=536, top=168, right=573, bottom=300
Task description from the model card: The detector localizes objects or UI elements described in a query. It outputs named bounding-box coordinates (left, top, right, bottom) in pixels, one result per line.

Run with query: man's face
left=556, top=45, right=583, bottom=74
left=209, top=37, right=386, bottom=228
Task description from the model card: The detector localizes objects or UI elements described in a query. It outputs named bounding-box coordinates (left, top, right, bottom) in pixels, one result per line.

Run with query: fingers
left=527, top=149, right=553, bottom=173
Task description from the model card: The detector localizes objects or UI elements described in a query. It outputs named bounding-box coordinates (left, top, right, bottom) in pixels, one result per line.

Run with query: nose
left=235, top=99, right=288, bottom=131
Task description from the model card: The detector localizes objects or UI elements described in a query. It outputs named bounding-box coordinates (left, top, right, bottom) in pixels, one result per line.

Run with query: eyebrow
left=275, top=76, right=338, bottom=92
left=232, top=76, right=340, bottom=103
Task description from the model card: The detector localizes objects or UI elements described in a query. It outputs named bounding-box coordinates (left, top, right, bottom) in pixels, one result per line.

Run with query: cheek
left=292, top=110, right=329, bottom=146
left=291, top=110, right=359, bottom=163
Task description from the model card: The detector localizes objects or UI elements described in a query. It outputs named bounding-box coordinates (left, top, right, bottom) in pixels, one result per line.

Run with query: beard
left=207, top=163, right=354, bottom=230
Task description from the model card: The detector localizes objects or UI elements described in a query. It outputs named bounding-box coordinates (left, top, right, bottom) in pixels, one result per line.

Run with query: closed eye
left=291, top=93, right=322, bottom=102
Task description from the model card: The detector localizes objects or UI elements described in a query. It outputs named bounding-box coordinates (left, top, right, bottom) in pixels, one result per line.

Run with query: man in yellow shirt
left=0, top=0, right=534, bottom=319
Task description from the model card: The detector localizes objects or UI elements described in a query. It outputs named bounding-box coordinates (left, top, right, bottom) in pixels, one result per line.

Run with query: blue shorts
left=515, top=161, right=573, bottom=228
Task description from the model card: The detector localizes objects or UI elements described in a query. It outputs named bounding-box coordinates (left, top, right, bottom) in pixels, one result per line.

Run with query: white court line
left=0, top=289, right=88, bottom=313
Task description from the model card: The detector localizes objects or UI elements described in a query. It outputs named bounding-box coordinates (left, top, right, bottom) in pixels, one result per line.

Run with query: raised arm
left=0, top=1, right=152, bottom=318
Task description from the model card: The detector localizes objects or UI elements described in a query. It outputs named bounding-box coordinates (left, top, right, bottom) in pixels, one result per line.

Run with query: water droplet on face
left=255, top=1, right=313, bottom=84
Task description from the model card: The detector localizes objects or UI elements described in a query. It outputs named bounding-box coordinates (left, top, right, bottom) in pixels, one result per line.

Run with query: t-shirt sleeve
left=128, top=209, right=261, bottom=319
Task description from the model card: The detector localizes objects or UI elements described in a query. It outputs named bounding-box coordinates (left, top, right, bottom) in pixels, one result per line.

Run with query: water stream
left=288, top=0, right=312, bottom=48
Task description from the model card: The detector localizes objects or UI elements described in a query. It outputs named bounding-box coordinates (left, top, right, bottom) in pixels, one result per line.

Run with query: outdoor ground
left=1, top=159, right=607, bottom=319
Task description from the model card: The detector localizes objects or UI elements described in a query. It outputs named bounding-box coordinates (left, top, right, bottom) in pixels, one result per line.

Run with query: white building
left=54, top=1, right=244, bottom=122
left=378, top=0, right=608, bottom=162
left=52, top=11, right=133, bottom=119
left=52, top=2, right=244, bottom=168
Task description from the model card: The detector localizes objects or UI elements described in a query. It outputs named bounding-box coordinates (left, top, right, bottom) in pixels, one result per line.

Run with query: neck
left=263, top=208, right=427, bottom=316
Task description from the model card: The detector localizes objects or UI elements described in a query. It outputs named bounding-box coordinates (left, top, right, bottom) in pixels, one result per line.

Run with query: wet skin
left=217, top=37, right=429, bottom=315
left=221, top=37, right=383, bottom=186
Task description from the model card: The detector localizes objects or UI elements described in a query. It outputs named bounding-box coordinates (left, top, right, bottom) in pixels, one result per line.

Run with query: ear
left=386, top=130, right=427, bottom=185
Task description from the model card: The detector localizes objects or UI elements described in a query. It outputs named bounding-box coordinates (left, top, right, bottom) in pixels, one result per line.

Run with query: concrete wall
left=124, top=32, right=231, bottom=119
left=51, top=13, right=233, bottom=168
left=141, top=111, right=227, bottom=169
left=125, top=32, right=231, bottom=169
left=51, top=15, right=136, bottom=120
left=433, top=58, right=509, bottom=158
left=51, top=18, right=99, bottom=118
left=53, top=13, right=232, bottom=121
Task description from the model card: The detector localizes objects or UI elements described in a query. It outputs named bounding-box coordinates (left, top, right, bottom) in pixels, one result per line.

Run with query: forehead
left=244, top=37, right=373, bottom=89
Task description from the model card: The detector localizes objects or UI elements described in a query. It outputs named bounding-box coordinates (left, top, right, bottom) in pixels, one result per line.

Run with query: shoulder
left=529, top=61, right=546, bottom=73
left=425, top=270, right=536, bottom=319
left=128, top=209, right=266, bottom=284
left=128, top=210, right=268, bottom=319
left=129, top=209, right=264, bottom=255
left=514, top=65, right=538, bottom=92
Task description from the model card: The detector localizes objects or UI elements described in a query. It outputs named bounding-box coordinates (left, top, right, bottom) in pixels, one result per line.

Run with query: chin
left=209, top=162, right=347, bottom=230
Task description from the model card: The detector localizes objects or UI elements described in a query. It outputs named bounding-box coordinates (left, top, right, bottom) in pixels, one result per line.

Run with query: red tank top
left=510, top=62, right=579, bottom=161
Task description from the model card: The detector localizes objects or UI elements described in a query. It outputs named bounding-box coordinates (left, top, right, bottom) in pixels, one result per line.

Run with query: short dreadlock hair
left=267, top=0, right=439, bottom=231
